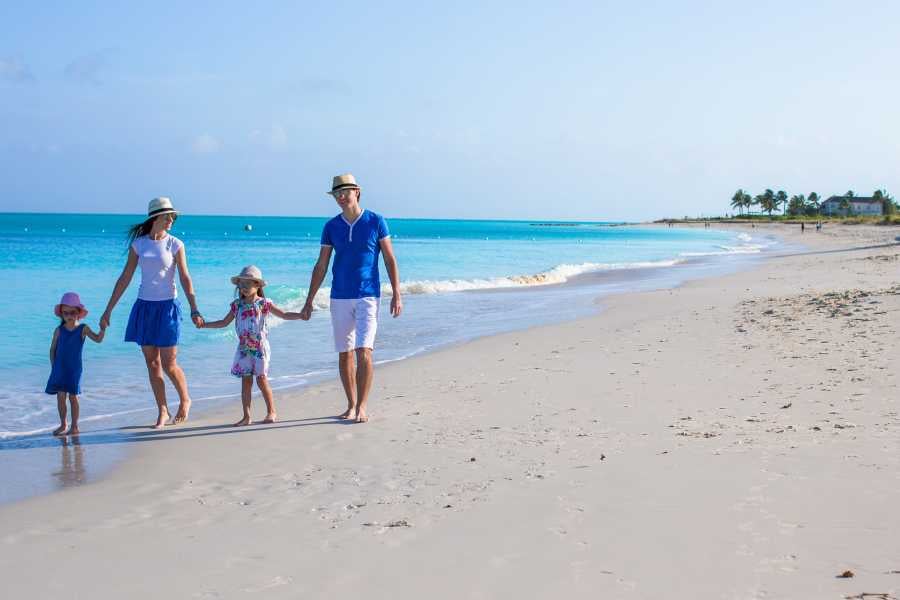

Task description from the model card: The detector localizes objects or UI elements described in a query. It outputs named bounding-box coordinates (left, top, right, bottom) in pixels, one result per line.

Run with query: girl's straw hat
left=147, top=196, right=178, bottom=218
left=230, top=265, right=267, bottom=287
left=54, top=292, right=88, bottom=318
left=328, top=173, right=360, bottom=196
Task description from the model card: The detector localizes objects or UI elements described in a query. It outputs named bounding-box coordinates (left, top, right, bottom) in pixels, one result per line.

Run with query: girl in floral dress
left=200, top=266, right=303, bottom=426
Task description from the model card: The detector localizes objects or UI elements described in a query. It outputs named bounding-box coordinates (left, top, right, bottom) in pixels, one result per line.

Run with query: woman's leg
left=234, top=376, right=253, bottom=426
left=53, top=392, right=67, bottom=436
left=67, top=394, right=80, bottom=435
left=141, top=345, right=169, bottom=428
left=256, top=376, right=276, bottom=423
left=159, top=346, right=191, bottom=424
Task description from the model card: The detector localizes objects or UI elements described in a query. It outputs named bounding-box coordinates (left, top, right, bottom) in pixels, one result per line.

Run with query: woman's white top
left=131, top=234, right=183, bottom=301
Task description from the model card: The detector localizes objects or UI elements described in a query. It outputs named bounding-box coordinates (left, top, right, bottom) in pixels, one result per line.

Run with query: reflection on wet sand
left=52, top=437, right=86, bottom=489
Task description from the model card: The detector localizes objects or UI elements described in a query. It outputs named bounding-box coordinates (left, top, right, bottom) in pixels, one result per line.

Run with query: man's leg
left=338, top=351, right=357, bottom=419
left=354, top=347, right=373, bottom=422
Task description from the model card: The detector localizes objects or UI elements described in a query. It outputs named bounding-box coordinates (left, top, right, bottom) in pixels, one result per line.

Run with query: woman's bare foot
left=355, top=410, right=369, bottom=423
left=52, top=424, right=67, bottom=436
left=66, top=425, right=80, bottom=436
left=261, top=413, right=277, bottom=424
left=153, top=409, right=170, bottom=429
left=233, top=415, right=252, bottom=427
left=338, top=408, right=356, bottom=420
left=173, top=399, right=192, bottom=424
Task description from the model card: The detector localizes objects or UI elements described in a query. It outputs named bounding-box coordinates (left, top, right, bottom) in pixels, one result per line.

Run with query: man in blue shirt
left=300, top=174, right=402, bottom=423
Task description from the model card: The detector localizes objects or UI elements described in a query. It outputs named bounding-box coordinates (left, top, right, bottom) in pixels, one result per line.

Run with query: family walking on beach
left=45, top=173, right=401, bottom=434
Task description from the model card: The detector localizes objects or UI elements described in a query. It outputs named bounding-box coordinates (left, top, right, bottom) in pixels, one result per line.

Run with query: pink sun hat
left=54, top=292, right=88, bottom=318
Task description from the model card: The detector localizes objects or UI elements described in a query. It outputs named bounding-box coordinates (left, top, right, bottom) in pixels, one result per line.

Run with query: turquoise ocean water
left=3, top=213, right=774, bottom=439
left=0, top=213, right=776, bottom=504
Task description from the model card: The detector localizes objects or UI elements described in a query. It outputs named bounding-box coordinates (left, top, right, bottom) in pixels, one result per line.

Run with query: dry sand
left=1, top=223, right=899, bottom=599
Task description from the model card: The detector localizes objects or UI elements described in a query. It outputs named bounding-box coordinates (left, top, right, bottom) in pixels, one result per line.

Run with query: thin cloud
left=64, top=49, right=114, bottom=85
left=0, top=57, right=35, bottom=84
left=190, top=134, right=222, bottom=154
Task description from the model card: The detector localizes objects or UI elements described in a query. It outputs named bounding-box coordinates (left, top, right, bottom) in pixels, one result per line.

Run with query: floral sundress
left=230, top=297, right=272, bottom=377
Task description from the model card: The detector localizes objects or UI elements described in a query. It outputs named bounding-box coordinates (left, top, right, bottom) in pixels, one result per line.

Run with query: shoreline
left=3, top=223, right=899, bottom=598
left=0, top=226, right=774, bottom=506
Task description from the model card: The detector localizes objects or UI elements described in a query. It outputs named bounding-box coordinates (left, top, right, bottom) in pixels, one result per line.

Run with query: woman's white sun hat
left=147, top=196, right=178, bottom=218
left=230, top=265, right=267, bottom=287
left=328, top=173, right=361, bottom=196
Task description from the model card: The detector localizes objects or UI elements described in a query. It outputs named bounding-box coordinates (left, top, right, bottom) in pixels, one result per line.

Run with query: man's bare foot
left=338, top=408, right=356, bottom=420
left=355, top=410, right=369, bottom=423
left=173, top=399, right=192, bottom=424
left=233, top=416, right=252, bottom=427
left=261, top=413, right=277, bottom=424
left=153, top=410, right=170, bottom=429
left=52, top=424, right=67, bottom=436
left=66, top=425, right=79, bottom=436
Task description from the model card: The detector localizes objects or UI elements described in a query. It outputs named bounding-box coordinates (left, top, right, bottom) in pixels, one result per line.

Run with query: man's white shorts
left=330, top=297, right=379, bottom=352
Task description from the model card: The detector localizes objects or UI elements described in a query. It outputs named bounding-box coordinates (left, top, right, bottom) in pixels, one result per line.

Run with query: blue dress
left=45, top=324, right=85, bottom=395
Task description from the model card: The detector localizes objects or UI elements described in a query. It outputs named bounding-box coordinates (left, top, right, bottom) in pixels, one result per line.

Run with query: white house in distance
left=820, top=195, right=883, bottom=216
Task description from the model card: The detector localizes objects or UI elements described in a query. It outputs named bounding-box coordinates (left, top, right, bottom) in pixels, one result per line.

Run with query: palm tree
left=757, top=193, right=776, bottom=215
left=788, top=194, right=806, bottom=216
left=807, top=192, right=820, bottom=212
left=845, top=190, right=855, bottom=198
left=874, top=189, right=896, bottom=215
left=731, top=189, right=746, bottom=216
left=776, top=190, right=788, bottom=215
left=742, top=191, right=753, bottom=216
left=839, top=196, right=851, bottom=215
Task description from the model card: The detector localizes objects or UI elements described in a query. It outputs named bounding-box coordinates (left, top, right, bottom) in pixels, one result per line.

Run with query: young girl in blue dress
left=46, top=292, right=106, bottom=436
left=200, top=266, right=303, bottom=426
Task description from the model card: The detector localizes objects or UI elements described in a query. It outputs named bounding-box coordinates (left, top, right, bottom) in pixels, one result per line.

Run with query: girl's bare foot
left=154, top=410, right=170, bottom=429
left=66, top=425, right=80, bottom=436
left=261, top=413, right=277, bottom=424
left=338, top=409, right=356, bottom=420
left=233, top=416, right=252, bottom=427
left=52, top=424, right=67, bottom=436
left=355, top=410, right=369, bottom=423
left=173, top=399, right=192, bottom=424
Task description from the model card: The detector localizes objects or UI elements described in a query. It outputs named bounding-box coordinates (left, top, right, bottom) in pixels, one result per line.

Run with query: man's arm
left=300, top=245, right=333, bottom=320
left=380, top=237, right=402, bottom=318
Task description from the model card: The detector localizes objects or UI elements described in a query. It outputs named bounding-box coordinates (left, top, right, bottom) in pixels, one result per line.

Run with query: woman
left=100, top=197, right=203, bottom=428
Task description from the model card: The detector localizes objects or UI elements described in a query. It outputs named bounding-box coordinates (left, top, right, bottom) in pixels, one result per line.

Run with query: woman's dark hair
left=126, top=214, right=177, bottom=246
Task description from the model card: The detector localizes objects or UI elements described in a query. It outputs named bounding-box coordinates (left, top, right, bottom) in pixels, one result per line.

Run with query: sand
left=1, top=223, right=899, bottom=599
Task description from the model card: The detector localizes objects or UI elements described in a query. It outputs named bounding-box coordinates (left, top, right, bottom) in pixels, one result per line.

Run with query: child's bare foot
left=355, top=410, right=369, bottom=423
left=173, top=399, right=192, bottom=424
left=153, top=410, right=170, bottom=429
left=232, top=415, right=252, bottom=427
left=261, top=413, right=277, bottom=424
left=52, top=424, right=67, bottom=436
left=66, top=425, right=79, bottom=436
left=338, top=408, right=356, bottom=420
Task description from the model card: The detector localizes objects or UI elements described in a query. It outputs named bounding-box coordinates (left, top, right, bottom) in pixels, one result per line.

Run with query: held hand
left=192, top=315, right=205, bottom=328
left=100, top=312, right=111, bottom=330
left=390, top=294, right=403, bottom=318
left=299, top=304, right=313, bottom=321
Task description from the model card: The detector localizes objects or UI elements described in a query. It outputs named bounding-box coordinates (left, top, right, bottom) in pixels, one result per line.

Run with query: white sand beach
left=2, top=224, right=899, bottom=599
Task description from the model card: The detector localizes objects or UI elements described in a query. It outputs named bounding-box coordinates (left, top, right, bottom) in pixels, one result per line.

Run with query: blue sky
left=2, top=1, right=898, bottom=220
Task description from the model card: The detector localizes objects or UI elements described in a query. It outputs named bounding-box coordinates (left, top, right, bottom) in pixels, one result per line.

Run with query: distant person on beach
left=801, top=222, right=805, bottom=232
left=100, top=197, right=203, bottom=428
left=46, top=292, right=106, bottom=435
left=299, top=174, right=402, bottom=423
left=199, top=265, right=304, bottom=426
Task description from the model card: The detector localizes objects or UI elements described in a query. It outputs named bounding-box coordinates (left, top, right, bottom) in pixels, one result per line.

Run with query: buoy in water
left=244, top=224, right=253, bottom=232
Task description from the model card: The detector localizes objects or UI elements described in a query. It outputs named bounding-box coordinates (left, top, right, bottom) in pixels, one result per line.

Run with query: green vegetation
left=726, top=188, right=897, bottom=219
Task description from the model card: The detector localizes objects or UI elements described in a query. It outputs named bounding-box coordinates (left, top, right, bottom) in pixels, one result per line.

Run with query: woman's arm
left=269, top=304, right=303, bottom=321
left=83, top=324, right=105, bottom=343
left=174, top=246, right=203, bottom=327
left=49, top=328, right=59, bottom=363
left=299, top=246, right=333, bottom=320
left=200, top=311, right=235, bottom=329
left=100, top=249, right=139, bottom=329
left=380, top=237, right=402, bottom=318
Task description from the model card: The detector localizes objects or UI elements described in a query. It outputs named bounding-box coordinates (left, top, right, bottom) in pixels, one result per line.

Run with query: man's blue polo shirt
left=320, top=209, right=391, bottom=299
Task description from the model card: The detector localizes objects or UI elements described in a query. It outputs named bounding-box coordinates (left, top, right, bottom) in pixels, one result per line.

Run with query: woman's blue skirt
left=125, top=299, right=182, bottom=347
